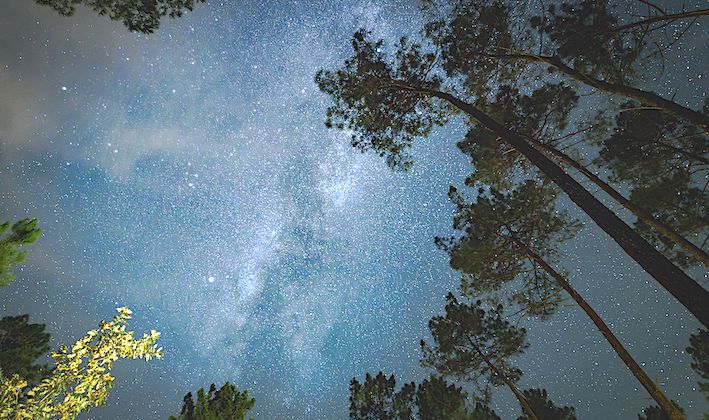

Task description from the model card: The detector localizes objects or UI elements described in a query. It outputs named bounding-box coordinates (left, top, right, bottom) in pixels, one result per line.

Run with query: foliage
left=315, top=30, right=448, bottom=170
left=529, top=0, right=643, bottom=83
left=436, top=180, right=580, bottom=318
left=349, top=372, right=499, bottom=420
left=422, top=0, right=525, bottom=97
left=638, top=401, right=686, bottom=420
left=169, top=382, right=255, bottom=420
left=0, top=218, right=42, bottom=287
left=0, top=314, right=51, bottom=385
left=416, top=375, right=500, bottom=420
left=687, top=329, right=709, bottom=404
left=457, top=83, right=579, bottom=189
left=0, top=307, right=162, bottom=419
left=34, top=0, right=205, bottom=33
left=517, top=388, right=576, bottom=420
left=421, top=293, right=527, bottom=391
left=350, top=372, right=415, bottom=420
left=595, top=102, right=708, bottom=267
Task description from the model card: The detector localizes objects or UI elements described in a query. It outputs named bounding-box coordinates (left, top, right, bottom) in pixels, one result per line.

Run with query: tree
left=424, top=0, right=709, bottom=130
left=317, top=25, right=709, bottom=327
left=440, top=180, right=683, bottom=419
left=169, top=382, right=255, bottom=420
left=687, top=329, right=709, bottom=405
left=454, top=82, right=707, bottom=267
left=517, top=389, right=576, bottom=420
left=349, top=372, right=415, bottom=420
left=34, top=0, right=205, bottom=34
left=416, top=375, right=500, bottom=420
left=0, top=314, right=51, bottom=385
left=437, top=180, right=579, bottom=319
left=349, top=372, right=500, bottom=420
left=0, top=218, right=42, bottom=287
left=595, top=102, right=708, bottom=268
left=0, top=307, right=162, bottom=419
left=420, top=293, right=539, bottom=420
left=638, top=402, right=686, bottom=420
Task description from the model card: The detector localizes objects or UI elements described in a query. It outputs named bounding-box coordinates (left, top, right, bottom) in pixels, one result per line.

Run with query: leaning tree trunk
left=525, top=136, right=709, bottom=267
left=490, top=53, right=709, bottom=132
left=472, top=345, right=540, bottom=420
left=515, top=239, right=685, bottom=420
left=410, top=86, right=709, bottom=327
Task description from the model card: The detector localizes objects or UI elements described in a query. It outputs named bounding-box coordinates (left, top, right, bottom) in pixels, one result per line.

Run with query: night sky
left=0, top=1, right=707, bottom=419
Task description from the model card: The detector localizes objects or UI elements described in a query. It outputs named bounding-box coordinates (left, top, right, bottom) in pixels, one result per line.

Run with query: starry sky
left=0, top=0, right=707, bottom=419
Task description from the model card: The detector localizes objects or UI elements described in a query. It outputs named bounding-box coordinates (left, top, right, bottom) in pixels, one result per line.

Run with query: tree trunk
left=517, top=240, right=685, bottom=420
left=416, top=87, right=709, bottom=327
left=472, top=344, right=540, bottom=420
left=525, top=136, right=709, bottom=267
left=489, top=53, right=709, bottom=131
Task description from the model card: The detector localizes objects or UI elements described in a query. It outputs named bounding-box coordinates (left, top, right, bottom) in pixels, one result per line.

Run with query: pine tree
left=440, top=180, right=683, bottom=419
left=0, top=314, right=51, bottom=385
left=437, top=180, right=579, bottom=319
left=424, top=0, right=709, bottom=130
left=169, top=382, right=255, bottom=420
left=34, top=0, right=205, bottom=34
left=517, top=389, right=576, bottom=420
left=455, top=83, right=708, bottom=267
left=0, top=218, right=42, bottom=287
left=349, top=372, right=415, bottom=420
left=317, top=18, right=709, bottom=327
left=687, top=329, right=709, bottom=406
left=416, top=375, right=499, bottom=420
left=420, top=294, right=539, bottom=420
left=349, top=372, right=500, bottom=420
left=595, top=102, right=708, bottom=267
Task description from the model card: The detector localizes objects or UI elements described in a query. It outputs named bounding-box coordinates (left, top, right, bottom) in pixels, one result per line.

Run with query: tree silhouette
left=420, top=294, right=538, bottom=420
left=0, top=314, right=50, bottom=386
left=687, top=329, right=709, bottom=405
left=437, top=180, right=579, bottom=319
left=638, top=402, right=686, bottom=420
left=424, top=0, right=709, bottom=130
left=349, top=372, right=500, bottom=420
left=34, top=0, right=205, bottom=34
left=169, top=382, right=255, bottom=420
left=530, top=1, right=709, bottom=84
left=455, top=83, right=707, bottom=267
left=349, top=372, right=415, bottom=420
left=417, top=375, right=500, bottom=420
left=317, top=23, right=709, bottom=327
left=0, top=218, right=42, bottom=287
left=439, top=180, right=683, bottom=419
left=517, top=389, right=576, bottom=420
left=595, top=102, right=708, bottom=268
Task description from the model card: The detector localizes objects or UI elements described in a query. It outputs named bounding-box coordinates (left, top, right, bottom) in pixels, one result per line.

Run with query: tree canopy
left=169, top=382, right=255, bottom=420
left=349, top=372, right=500, bottom=420
left=0, top=314, right=51, bottom=385
left=34, top=0, right=205, bottom=33
left=0, top=218, right=42, bottom=287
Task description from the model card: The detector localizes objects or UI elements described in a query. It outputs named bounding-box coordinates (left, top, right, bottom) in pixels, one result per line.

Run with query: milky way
left=0, top=0, right=707, bottom=418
